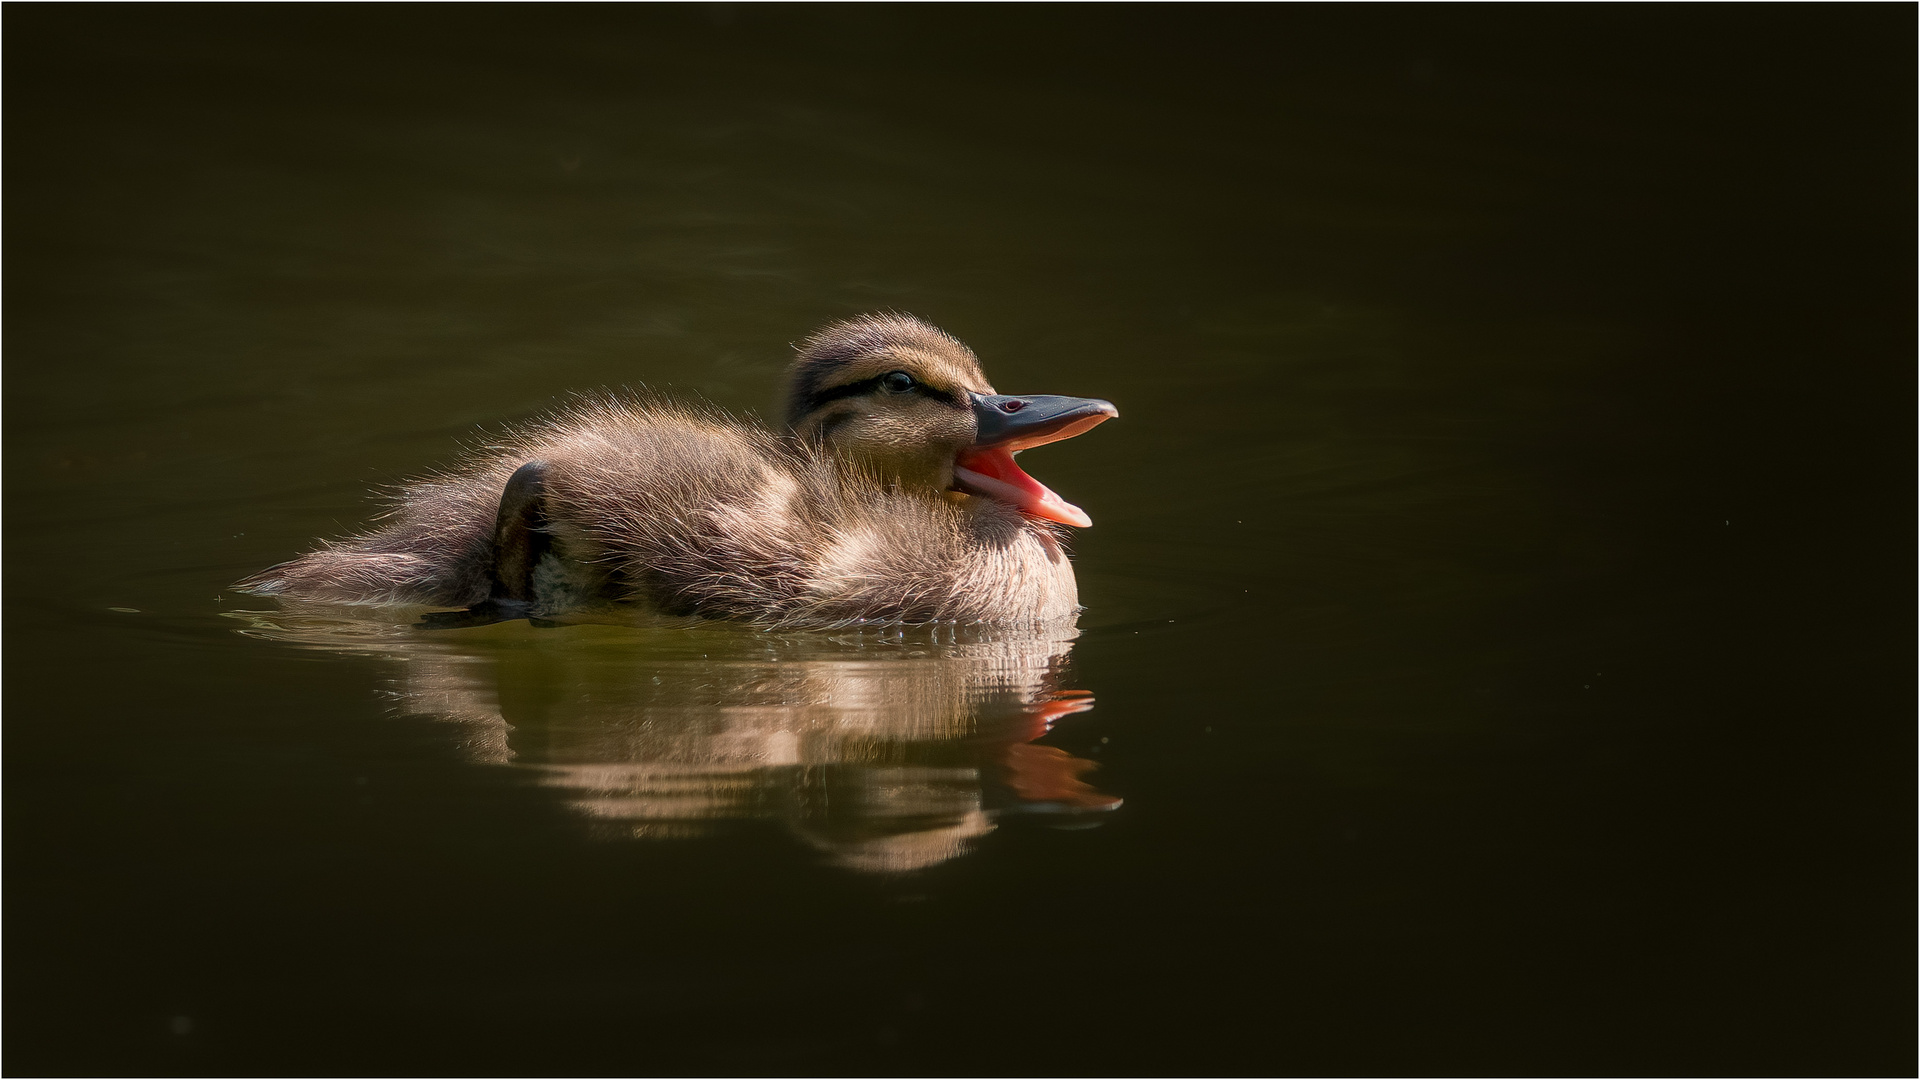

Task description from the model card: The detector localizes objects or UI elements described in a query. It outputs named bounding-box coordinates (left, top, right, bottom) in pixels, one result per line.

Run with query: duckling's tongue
left=952, top=447, right=1092, bottom=528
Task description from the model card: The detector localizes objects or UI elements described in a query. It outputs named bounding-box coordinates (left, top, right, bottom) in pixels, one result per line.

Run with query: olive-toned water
left=7, top=8, right=1912, bottom=1074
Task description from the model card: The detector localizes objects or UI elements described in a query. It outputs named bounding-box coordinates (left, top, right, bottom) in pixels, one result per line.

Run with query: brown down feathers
left=237, top=315, right=1082, bottom=627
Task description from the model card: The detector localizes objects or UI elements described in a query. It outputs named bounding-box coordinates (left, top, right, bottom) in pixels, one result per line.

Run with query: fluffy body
left=236, top=395, right=1080, bottom=627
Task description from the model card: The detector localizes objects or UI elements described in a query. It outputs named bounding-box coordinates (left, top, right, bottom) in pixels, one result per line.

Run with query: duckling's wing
left=487, top=459, right=553, bottom=607
left=413, top=460, right=559, bottom=628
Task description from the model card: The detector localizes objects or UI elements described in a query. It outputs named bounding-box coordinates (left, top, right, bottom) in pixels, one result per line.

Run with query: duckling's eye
left=880, top=371, right=916, bottom=393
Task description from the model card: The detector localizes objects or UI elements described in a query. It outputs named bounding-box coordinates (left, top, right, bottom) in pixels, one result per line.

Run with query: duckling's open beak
left=953, top=393, right=1117, bottom=527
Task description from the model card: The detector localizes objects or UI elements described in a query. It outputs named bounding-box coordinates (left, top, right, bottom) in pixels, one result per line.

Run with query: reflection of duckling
left=236, top=314, right=1117, bottom=627
left=353, top=620, right=1119, bottom=874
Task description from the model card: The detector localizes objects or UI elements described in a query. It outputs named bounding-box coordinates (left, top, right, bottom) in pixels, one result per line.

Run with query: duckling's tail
left=233, top=456, right=526, bottom=607
left=231, top=542, right=487, bottom=608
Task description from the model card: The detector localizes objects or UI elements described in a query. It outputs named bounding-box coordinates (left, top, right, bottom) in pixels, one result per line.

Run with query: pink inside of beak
left=951, top=403, right=1114, bottom=527
left=952, top=445, right=1093, bottom=527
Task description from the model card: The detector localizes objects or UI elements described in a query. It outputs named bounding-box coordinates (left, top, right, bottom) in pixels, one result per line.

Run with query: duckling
left=234, top=313, right=1117, bottom=627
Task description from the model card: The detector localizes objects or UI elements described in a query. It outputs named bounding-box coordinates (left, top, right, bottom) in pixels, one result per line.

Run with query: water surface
left=7, top=7, right=1912, bottom=1074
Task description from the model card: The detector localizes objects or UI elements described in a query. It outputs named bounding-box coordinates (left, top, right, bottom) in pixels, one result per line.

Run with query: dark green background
left=7, top=5, right=1913, bottom=1074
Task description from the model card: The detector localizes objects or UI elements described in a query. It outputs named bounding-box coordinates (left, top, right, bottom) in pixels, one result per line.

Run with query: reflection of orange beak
left=952, top=393, right=1118, bottom=527
left=1009, top=689, right=1097, bottom=741
left=1000, top=745, right=1124, bottom=811
left=1029, top=689, right=1096, bottom=722
left=995, top=690, right=1120, bottom=811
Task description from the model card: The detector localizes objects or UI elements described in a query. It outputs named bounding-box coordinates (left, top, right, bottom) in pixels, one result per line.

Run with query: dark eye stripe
left=805, top=374, right=889, bottom=409
left=805, top=374, right=964, bottom=412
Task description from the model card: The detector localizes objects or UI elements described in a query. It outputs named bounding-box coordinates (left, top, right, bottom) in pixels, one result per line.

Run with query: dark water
left=7, top=7, right=1912, bottom=1074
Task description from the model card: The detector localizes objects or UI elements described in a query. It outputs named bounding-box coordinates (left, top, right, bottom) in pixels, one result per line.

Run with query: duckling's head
left=785, top=313, right=1116, bottom=526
